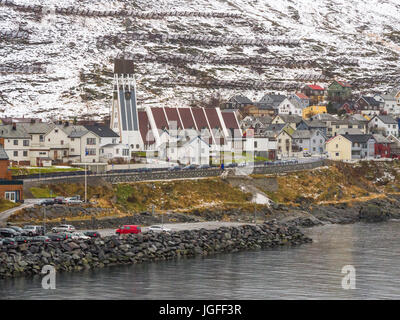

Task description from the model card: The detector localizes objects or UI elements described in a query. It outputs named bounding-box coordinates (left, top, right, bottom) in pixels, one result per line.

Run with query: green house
left=327, top=80, right=352, bottom=102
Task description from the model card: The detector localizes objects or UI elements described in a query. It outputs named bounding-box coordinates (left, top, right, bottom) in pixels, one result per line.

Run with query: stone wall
left=0, top=221, right=312, bottom=278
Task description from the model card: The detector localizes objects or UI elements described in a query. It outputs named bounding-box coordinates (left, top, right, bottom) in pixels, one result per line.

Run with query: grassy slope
left=0, top=199, right=20, bottom=213
left=10, top=167, right=83, bottom=176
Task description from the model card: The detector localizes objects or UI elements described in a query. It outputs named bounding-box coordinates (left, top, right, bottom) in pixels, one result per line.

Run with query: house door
left=54, top=150, right=58, bottom=159
left=5, top=191, right=16, bottom=203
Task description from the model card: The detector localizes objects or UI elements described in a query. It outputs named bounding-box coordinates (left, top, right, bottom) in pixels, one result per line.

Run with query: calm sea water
left=1, top=221, right=400, bottom=300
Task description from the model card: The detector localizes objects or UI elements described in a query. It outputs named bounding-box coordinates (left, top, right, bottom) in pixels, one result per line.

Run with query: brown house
left=0, top=148, right=23, bottom=203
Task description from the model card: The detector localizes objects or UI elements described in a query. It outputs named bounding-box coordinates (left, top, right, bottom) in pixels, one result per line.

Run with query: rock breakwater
left=0, top=221, right=311, bottom=279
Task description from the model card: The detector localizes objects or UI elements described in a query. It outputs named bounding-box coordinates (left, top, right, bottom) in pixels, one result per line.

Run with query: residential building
left=20, top=122, right=53, bottom=166
left=296, top=119, right=327, bottom=136
left=289, top=92, right=310, bottom=109
left=277, top=97, right=303, bottom=116
left=368, top=115, right=399, bottom=137
left=0, top=148, right=23, bottom=203
left=257, top=93, right=287, bottom=112
left=0, top=123, right=31, bottom=165
left=373, top=134, right=391, bottom=158
left=326, top=134, right=375, bottom=160
left=302, top=105, right=327, bottom=119
left=327, top=80, right=352, bottom=102
left=225, top=95, right=254, bottom=109
left=354, top=96, right=382, bottom=116
left=301, top=84, right=325, bottom=105
left=271, top=114, right=302, bottom=129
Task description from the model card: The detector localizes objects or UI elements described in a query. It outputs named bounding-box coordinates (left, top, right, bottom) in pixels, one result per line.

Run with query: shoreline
left=0, top=221, right=311, bottom=279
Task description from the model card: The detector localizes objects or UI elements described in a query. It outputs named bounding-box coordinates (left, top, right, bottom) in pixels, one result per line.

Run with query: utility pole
left=43, top=206, right=46, bottom=234
left=84, top=163, right=87, bottom=203
left=254, top=202, right=256, bottom=224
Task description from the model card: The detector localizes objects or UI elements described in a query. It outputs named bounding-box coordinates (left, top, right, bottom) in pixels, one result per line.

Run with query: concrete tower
left=110, top=58, right=143, bottom=150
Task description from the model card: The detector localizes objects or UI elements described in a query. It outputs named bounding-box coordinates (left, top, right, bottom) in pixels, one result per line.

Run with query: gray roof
left=53, top=124, right=92, bottom=138
left=0, top=148, right=9, bottom=160
left=291, top=130, right=311, bottom=139
left=265, top=123, right=287, bottom=132
left=84, top=125, right=119, bottom=138
left=302, top=119, right=326, bottom=128
left=373, top=134, right=391, bottom=144
left=20, top=122, right=54, bottom=134
left=311, top=113, right=338, bottom=121
left=0, top=124, right=31, bottom=138
left=375, top=115, right=398, bottom=124
left=276, top=114, right=303, bottom=124
left=342, top=134, right=375, bottom=143
left=230, top=95, right=253, bottom=104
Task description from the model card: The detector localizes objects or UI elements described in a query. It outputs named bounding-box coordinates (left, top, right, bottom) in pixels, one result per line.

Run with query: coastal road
left=84, top=221, right=254, bottom=237
left=0, top=199, right=41, bottom=225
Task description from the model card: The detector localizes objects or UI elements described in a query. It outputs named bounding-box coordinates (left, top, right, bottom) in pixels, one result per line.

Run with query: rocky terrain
left=0, top=221, right=311, bottom=278
left=1, top=0, right=400, bottom=119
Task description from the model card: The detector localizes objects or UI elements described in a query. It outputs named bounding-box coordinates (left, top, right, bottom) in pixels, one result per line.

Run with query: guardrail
left=18, top=159, right=325, bottom=183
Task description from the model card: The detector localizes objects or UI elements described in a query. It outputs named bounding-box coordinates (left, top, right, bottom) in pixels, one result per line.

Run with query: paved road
left=0, top=199, right=41, bottom=225
left=84, top=221, right=253, bottom=237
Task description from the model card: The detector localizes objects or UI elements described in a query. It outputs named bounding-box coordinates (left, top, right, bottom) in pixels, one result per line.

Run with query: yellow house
left=325, top=135, right=352, bottom=160
left=302, top=105, right=327, bottom=119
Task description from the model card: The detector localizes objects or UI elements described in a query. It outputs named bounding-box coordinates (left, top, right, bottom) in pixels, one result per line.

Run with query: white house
left=380, top=94, right=398, bottom=115
left=278, top=98, right=303, bottom=116
left=99, top=144, right=130, bottom=162
left=368, top=115, right=399, bottom=137
left=0, top=123, right=31, bottom=165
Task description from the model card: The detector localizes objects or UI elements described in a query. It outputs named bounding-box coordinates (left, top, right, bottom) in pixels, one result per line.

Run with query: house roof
left=276, top=114, right=303, bottom=124
left=372, top=134, right=391, bottom=144
left=291, top=130, right=311, bottom=139
left=374, top=115, right=398, bottom=124
left=0, top=124, right=31, bottom=138
left=230, top=95, right=253, bottom=104
left=20, top=122, right=54, bottom=134
left=306, top=84, right=324, bottom=91
left=360, top=96, right=380, bottom=107
left=301, top=119, right=326, bottom=128
left=295, top=92, right=310, bottom=100
left=84, top=124, right=120, bottom=138
left=0, top=148, right=8, bottom=160
left=335, top=80, right=352, bottom=88
left=265, top=123, right=286, bottom=132
left=342, top=134, right=374, bottom=143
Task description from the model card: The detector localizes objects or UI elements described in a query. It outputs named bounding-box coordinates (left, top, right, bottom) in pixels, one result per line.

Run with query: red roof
left=307, top=84, right=325, bottom=91
left=138, top=111, right=155, bottom=145
left=164, top=107, right=183, bottom=130
left=151, top=107, right=168, bottom=130
left=295, top=92, right=310, bottom=100
left=221, top=111, right=239, bottom=131
left=178, top=108, right=196, bottom=129
left=336, top=81, right=352, bottom=88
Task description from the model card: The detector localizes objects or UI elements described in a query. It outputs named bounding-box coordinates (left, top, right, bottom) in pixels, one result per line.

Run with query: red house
left=373, top=134, right=391, bottom=158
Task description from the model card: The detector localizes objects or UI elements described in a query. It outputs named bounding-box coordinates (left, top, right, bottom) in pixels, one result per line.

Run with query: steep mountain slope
left=0, top=0, right=399, bottom=120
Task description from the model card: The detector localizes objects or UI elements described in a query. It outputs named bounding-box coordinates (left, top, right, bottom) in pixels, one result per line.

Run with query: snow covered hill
left=0, top=0, right=399, bottom=120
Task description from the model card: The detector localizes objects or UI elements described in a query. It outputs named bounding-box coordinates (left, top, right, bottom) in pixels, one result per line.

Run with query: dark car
left=31, top=236, right=51, bottom=243
left=84, top=231, right=101, bottom=238
left=7, top=226, right=24, bottom=234
left=182, top=164, right=197, bottom=170
left=0, top=238, right=16, bottom=246
left=14, top=236, right=31, bottom=244
left=0, top=228, right=19, bottom=238
left=46, top=233, right=64, bottom=241
left=168, top=166, right=182, bottom=171
left=53, top=197, right=66, bottom=204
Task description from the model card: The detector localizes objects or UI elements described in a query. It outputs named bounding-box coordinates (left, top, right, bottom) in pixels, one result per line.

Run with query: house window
left=13, top=151, right=18, bottom=157
left=23, top=151, right=28, bottom=157
left=136, top=144, right=139, bottom=149
left=86, top=148, right=96, bottom=156
left=112, top=138, right=117, bottom=144
left=55, top=129, right=58, bottom=133
left=13, top=140, right=18, bottom=145
left=87, top=138, right=96, bottom=145
left=336, top=144, right=338, bottom=148
left=23, top=140, right=29, bottom=146
left=335, top=152, right=339, bottom=156
left=40, top=135, right=44, bottom=142
left=61, top=140, right=64, bottom=145
left=71, top=148, right=75, bottom=152
left=122, top=149, right=129, bottom=156
left=63, top=151, right=67, bottom=156
left=71, top=138, right=74, bottom=141
left=254, top=141, right=258, bottom=148
left=116, top=149, right=119, bottom=154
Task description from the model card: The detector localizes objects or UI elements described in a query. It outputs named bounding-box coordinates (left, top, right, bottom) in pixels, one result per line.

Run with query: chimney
left=12, top=123, right=16, bottom=130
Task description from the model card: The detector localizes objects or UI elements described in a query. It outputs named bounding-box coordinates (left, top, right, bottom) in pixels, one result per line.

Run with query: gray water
left=1, top=221, right=400, bottom=299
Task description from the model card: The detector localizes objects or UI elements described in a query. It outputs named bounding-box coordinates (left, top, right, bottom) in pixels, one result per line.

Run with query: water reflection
left=1, top=222, right=400, bottom=299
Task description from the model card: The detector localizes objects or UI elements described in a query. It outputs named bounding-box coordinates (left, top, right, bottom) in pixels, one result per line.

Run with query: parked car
left=52, top=225, right=75, bottom=233
left=0, top=228, right=20, bottom=238
left=53, top=196, right=66, bottom=204
left=7, top=226, right=24, bottom=234
left=168, top=165, right=182, bottom=171
left=46, top=233, right=64, bottom=241
left=30, top=236, right=51, bottom=243
left=84, top=231, right=101, bottom=238
left=303, top=152, right=312, bottom=157
left=65, top=196, right=83, bottom=204
left=22, top=225, right=45, bottom=236
left=182, top=164, right=197, bottom=170
left=14, top=236, right=31, bottom=244
left=148, top=225, right=172, bottom=233
left=69, top=232, right=90, bottom=240
left=38, top=198, right=55, bottom=206
left=0, top=238, right=16, bottom=246
left=198, top=164, right=210, bottom=169
left=116, top=225, right=142, bottom=235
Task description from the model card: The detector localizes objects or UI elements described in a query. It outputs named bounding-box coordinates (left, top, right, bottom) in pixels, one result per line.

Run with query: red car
left=116, top=225, right=141, bottom=235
